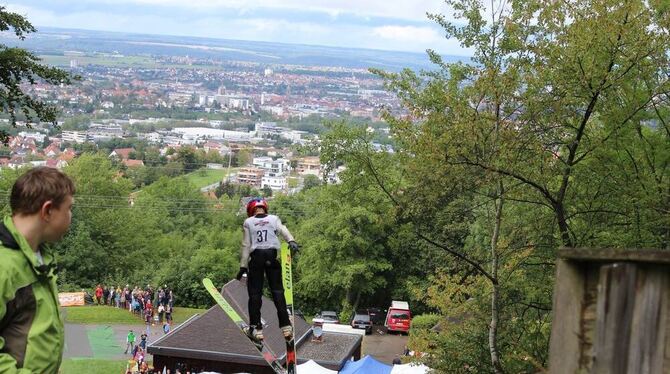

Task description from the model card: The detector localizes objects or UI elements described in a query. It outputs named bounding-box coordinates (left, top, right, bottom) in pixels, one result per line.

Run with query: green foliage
left=332, top=0, right=670, bottom=371
left=302, top=174, right=321, bottom=191
left=34, top=154, right=242, bottom=308
left=410, top=314, right=441, bottom=331
left=61, top=115, right=90, bottom=131
left=215, top=181, right=259, bottom=199
left=0, top=7, right=77, bottom=141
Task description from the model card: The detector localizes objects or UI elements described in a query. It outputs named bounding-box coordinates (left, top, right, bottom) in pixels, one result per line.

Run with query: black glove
left=288, top=241, right=300, bottom=253
left=236, top=267, right=248, bottom=281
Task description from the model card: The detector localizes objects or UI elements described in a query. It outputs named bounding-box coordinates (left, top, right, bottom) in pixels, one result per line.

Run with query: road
left=362, top=329, right=408, bottom=365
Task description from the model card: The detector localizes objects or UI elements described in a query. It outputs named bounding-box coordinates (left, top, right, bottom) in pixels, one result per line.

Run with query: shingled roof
left=148, top=279, right=361, bottom=373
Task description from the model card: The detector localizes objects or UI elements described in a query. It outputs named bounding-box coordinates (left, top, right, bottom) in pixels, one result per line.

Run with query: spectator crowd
left=92, top=284, right=175, bottom=326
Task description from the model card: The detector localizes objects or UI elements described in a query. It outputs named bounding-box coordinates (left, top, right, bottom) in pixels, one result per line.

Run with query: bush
left=410, top=313, right=441, bottom=331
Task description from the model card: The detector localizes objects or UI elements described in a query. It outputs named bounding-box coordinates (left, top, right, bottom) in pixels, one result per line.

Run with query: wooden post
left=548, top=258, right=584, bottom=374
left=549, top=248, right=670, bottom=373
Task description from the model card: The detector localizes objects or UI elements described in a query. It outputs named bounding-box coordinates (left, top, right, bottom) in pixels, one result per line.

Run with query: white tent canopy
left=390, top=363, right=431, bottom=374
left=297, top=359, right=337, bottom=374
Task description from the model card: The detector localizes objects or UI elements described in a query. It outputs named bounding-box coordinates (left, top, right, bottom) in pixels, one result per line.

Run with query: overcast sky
left=6, top=0, right=473, bottom=55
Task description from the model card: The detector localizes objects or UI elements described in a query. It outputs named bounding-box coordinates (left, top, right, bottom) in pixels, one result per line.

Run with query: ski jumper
left=241, top=214, right=295, bottom=328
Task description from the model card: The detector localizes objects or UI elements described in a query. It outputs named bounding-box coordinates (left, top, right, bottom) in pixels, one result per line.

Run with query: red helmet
left=246, top=197, right=268, bottom=217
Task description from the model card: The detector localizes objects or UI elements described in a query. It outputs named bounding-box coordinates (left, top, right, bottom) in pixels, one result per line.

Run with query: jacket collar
left=1, top=216, right=57, bottom=279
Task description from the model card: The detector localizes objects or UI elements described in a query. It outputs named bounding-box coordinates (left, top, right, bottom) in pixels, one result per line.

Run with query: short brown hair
left=10, top=167, right=76, bottom=215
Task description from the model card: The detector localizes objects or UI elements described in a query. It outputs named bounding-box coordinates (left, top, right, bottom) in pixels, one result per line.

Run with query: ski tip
left=203, top=278, right=213, bottom=287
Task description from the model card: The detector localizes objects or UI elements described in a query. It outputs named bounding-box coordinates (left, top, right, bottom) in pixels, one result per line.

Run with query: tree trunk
left=346, top=288, right=362, bottom=314
left=554, top=201, right=574, bottom=247
left=489, top=181, right=505, bottom=374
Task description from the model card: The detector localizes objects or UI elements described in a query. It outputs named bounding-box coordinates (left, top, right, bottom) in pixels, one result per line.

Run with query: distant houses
left=0, top=121, right=350, bottom=193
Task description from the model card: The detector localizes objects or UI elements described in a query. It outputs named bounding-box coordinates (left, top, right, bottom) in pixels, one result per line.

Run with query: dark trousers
left=248, top=248, right=290, bottom=328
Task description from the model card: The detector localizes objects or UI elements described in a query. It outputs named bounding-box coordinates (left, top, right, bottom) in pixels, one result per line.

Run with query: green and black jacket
left=0, top=216, right=63, bottom=373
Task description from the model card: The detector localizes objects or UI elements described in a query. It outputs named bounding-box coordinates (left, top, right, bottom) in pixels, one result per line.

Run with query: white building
left=252, top=156, right=273, bottom=169
left=198, top=95, right=208, bottom=106
left=228, top=97, right=250, bottom=110
left=173, top=127, right=253, bottom=142
left=18, top=131, right=47, bottom=143
left=252, top=157, right=290, bottom=176
left=281, top=130, right=307, bottom=143
left=262, top=175, right=287, bottom=191
left=138, top=132, right=163, bottom=143
left=87, top=123, right=124, bottom=141
left=61, top=131, right=90, bottom=144
left=255, top=122, right=283, bottom=137
left=260, top=105, right=284, bottom=116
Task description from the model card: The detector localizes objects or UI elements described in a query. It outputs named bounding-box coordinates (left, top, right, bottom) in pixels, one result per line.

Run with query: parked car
left=317, top=310, right=339, bottom=324
left=385, top=301, right=412, bottom=334
left=365, top=307, right=385, bottom=325
left=350, top=311, right=373, bottom=334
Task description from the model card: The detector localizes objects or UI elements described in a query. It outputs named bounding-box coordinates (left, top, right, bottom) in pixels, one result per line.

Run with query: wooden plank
left=579, top=264, right=599, bottom=370
left=626, top=266, right=667, bottom=374
left=549, top=259, right=585, bottom=374
left=592, top=263, right=637, bottom=374
left=559, top=248, right=670, bottom=264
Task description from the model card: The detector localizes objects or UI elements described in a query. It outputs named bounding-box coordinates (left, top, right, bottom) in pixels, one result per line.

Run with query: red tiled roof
left=123, top=159, right=144, bottom=168
left=111, top=148, right=135, bottom=160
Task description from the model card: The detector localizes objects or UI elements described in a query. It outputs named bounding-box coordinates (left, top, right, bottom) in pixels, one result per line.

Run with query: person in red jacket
left=95, top=285, right=103, bottom=305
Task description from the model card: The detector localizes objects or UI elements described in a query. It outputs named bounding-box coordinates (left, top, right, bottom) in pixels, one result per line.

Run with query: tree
left=0, top=7, right=76, bottom=142
left=302, top=174, right=321, bottom=191
left=320, top=0, right=670, bottom=371
left=295, top=185, right=394, bottom=314
left=416, top=0, right=670, bottom=249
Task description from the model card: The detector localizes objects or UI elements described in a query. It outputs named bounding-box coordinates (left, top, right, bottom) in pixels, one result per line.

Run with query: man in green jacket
left=124, top=329, right=136, bottom=355
left=0, top=167, right=75, bottom=373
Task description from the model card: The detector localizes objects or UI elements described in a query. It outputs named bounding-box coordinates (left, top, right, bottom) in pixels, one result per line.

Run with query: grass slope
left=183, top=168, right=237, bottom=189
left=61, top=359, right=128, bottom=374
left=64, top=306, right=206, bottom=324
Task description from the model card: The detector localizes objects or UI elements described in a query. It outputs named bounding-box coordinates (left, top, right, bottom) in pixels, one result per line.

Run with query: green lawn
left=63, top=306, right=206, bottom=324
left=61, top=359, right=129, bottom=374
left=184, top=168, right=237, bottom=189
left=288, top=176, right=299, bottom=188
left=172, top=307, right=208, bottom=324
left=39, top=54, right=156, bottom=68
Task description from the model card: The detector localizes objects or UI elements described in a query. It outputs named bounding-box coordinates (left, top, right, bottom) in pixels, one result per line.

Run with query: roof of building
left=110, top=147, right=135, bottom=160
left=123, top=159, right=145, bottom=168
left=148, top=280, right=361, bottom=370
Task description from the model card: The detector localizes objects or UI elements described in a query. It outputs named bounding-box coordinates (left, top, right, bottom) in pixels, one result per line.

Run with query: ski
left=281, top=243, right=297, bottom=374
left=202, top=278, right=286, bottom=374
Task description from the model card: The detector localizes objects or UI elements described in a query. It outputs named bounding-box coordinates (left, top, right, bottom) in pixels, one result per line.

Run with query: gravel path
left=64, top=323, right=168, bottom=360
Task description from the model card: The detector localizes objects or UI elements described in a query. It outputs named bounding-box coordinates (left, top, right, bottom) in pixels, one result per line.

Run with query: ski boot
left=281, top=325, right=293, bottom=341
left=244, top=325, right=264, bottom=341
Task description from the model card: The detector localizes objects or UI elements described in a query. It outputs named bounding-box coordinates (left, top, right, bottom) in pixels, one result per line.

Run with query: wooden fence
left=549, top=248, right=670, bottom=373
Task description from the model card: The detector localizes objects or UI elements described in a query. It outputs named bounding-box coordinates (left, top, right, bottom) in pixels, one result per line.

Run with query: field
left=61, top=359, right=128, bottom=374
left=38, top=54, right=226, bottom=70
left=39, top=54, right=156, bottom=68
left=183, top=168, right=237, bottom=189
left=63, top=305, right=206, bottom=324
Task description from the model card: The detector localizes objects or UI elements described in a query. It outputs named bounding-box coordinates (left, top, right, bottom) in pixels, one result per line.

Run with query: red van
left=385, top=301, right=411, bottom=334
